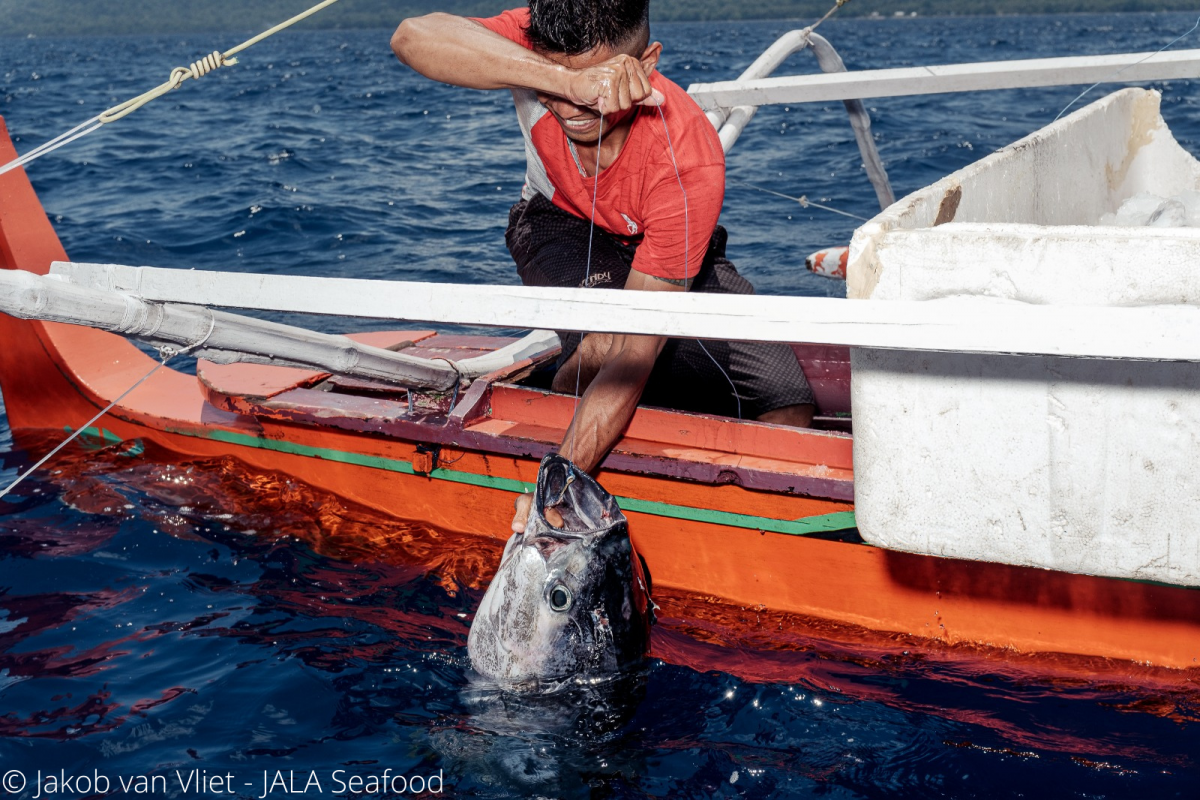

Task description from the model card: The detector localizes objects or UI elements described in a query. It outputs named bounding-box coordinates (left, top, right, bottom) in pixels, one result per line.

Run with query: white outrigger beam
left=691, top=40, right=1200, bottom=216
left=0, top=269, right=557, bottom=390
left=47, top=261, right=1200, bottom=363
left=688, top=48, right=1200, bottom=110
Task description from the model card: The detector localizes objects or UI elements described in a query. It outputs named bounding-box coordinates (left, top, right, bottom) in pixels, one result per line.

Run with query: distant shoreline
left=1, top=1, right=1197, bottom=38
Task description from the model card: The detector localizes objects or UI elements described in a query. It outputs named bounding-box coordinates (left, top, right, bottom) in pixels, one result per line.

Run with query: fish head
left=467, top=454, right=653, bottom=690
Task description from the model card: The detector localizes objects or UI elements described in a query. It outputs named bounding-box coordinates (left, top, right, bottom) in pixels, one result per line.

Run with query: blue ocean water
left=1, top=11, right=1200, bottom=798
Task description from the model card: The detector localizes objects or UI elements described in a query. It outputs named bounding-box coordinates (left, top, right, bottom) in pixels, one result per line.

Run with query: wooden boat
left=10, top=11, right=1200, bottom=674
left=4, top=114, right=1200, bottom=673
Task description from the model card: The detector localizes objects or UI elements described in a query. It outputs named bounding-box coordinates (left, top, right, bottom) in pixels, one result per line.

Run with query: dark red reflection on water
left=653, top=591, right=1200, bottom=763
left=0, top=689, right=125, bottom=739
left=1, top=436, right=1198, bottom=767
left=0, top=516, right=120, bottom=559
left=0, top=587, right=144, bottom=679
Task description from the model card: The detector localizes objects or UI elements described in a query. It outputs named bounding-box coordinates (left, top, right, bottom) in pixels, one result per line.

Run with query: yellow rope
left=805, top=0, right=852, bottom=36
left=98, top=0, right=342, bottom=124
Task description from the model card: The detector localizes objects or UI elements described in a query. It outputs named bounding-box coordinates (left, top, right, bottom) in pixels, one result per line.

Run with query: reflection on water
left=440, top=674, right=649, bottom=796
left=0, top=430, right=1196, bottom=797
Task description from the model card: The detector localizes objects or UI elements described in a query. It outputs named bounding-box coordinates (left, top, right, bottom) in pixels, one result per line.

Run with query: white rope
left=0, top=0, right=343, bottom=176
left=730, top=178, right=869, bottom=221
left=0, top=355, right=169, bottom=501
left=0, top=117, right=103, bottom=177
left=0, top=325, right=216, bottom=502
left=804, top=0, right=852, bottom=37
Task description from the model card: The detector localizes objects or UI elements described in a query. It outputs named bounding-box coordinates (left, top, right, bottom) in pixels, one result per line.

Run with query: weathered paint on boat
left=2, top=116, right=1199, bottom=670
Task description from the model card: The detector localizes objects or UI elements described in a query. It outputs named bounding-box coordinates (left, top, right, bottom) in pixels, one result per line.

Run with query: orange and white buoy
left=805, top=246, right=848, bottom=280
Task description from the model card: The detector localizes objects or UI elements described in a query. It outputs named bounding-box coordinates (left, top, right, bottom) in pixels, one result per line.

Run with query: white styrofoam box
left=849, top=89, right=1200, bottom=301
left=847, top=88, right=1200, bottom=586
left=851, top=348, right=1200, bottom=586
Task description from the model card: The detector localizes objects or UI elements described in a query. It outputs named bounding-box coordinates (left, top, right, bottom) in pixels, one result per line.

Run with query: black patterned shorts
left=505, top=194, right=815, bottom=419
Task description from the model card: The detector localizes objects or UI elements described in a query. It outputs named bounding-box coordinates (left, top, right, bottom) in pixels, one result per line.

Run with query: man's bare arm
left=560, top=270, right=686, bottom=473
left=391, top=13, right=660, bottom=112
left=392, top=14, right=564, bottom=94
left=557, top=331, right=664, bottom=474
left=512, top=270, right=685, bottom=531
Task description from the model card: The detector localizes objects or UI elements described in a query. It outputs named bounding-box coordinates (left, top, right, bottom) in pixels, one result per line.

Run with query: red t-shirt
left=473, top=8, right=726, bottom=282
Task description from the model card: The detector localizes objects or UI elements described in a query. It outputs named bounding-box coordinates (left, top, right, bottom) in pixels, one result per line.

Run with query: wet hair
left=526, top=0, right=651, bottom=56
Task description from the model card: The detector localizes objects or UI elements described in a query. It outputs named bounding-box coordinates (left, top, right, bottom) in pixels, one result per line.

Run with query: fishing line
left=566, top=111, right=605, bottom=462
left=1055, top=14, right=1200, bottom=122
left=652, top=99, right=743, bottom=421
left=728, top=178, right=869, bottom=221
left=567, top=84, right=744, bottom=463
left=0, top=319, right=216, bottom=502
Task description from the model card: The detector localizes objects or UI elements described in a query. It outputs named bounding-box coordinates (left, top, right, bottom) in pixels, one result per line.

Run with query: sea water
left=1, top=12, right=1198, bottom=798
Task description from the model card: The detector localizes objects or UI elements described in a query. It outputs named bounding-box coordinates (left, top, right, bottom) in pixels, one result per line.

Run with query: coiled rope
left=0, top=0, right=343, bottom=177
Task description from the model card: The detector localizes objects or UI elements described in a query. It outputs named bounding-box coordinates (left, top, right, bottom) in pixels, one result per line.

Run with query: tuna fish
left=467, top=453, right=653, bottom=690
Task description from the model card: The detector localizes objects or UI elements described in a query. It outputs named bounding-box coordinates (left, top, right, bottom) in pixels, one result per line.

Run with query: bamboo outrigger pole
left=0, top=270, right=557, bottom=390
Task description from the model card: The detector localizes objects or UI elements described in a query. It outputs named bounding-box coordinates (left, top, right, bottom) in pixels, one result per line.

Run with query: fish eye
left=548, top=584, right=573, bottom=612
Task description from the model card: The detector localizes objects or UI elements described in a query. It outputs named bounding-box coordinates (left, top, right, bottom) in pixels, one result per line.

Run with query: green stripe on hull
left=617, top=500, right=857, bottom=536
left=170, top=427, right=856, bottom=536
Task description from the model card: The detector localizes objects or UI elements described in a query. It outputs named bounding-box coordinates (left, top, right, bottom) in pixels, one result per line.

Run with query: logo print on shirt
left=621, top=214, right=639, bottom=235
left=582, top=271, right=612, bottom=288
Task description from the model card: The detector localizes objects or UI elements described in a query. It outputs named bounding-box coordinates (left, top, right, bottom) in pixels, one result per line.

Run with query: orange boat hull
left=2, top=116, right=1199, bottom=671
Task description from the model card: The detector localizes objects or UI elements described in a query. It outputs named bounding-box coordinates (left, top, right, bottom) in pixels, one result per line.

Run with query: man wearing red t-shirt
left=392, top=0, right=815, bottom=531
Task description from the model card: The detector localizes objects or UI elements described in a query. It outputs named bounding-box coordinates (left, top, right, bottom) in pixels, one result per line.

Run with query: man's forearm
left=391, top=13, right=567, bottom=95
left=558, top=335, right=664, bottom=474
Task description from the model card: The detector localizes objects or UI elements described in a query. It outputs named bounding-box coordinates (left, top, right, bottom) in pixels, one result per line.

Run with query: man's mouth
left=560, top=116, right=600, bottom=133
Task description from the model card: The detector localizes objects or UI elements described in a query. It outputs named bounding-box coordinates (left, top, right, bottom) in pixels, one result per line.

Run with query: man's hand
left=564, top=54, right=665, bottom=114
left=512, top=491, right=564, bottom=534
left=393, top=14, right=664, bottom=114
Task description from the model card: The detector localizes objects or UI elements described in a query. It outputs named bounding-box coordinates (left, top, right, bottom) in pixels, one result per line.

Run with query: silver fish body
left=467, top=454, right=653, bottom=690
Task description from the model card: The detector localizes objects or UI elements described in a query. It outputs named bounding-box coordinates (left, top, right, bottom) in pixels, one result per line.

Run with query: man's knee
left=551, top=333, right=614, bottom=394
left=757, top=403, right=815, bottom=428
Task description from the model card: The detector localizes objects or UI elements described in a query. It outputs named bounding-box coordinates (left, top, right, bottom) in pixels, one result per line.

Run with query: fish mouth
left=529, top=454, right=625, bottom=537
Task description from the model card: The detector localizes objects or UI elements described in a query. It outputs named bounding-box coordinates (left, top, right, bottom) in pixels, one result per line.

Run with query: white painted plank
left=49, top=261, right=1200, bottom=363
left=687, top=49, right=1200, bottom=110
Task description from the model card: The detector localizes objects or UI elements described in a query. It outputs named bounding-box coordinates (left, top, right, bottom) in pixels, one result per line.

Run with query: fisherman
left=391, top=0, right=816, bottom=530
